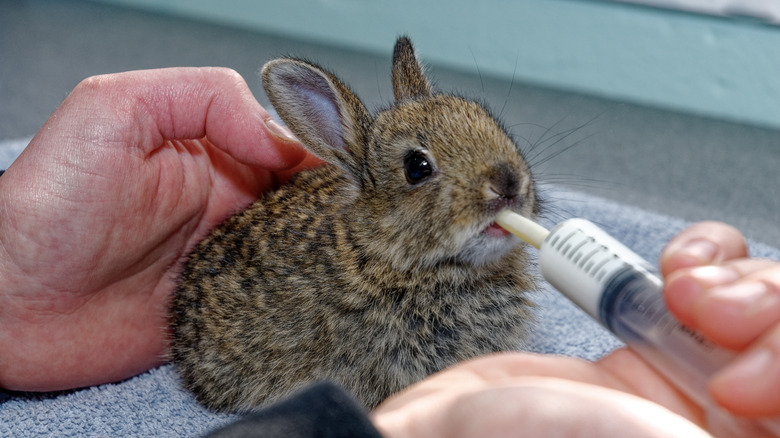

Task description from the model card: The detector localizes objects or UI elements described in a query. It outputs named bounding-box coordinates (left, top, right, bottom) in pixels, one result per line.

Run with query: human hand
left=662, top=221, right=780, bottom=418
left=0, top=67, right=319, bottom=392
left=372, top=352, right=711, bottom=438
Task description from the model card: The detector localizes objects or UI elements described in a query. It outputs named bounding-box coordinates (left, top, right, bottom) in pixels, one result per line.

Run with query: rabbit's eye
left=404, top=151, right=434, bottom=184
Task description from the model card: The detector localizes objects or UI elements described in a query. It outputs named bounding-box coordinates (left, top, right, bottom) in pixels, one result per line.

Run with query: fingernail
left=679, top=239, right=719, bottom=264
left=688, top=265, right=740, bottom=287
left=265, top=117, right=298, bottom=142
left=665, top=266, right=739, bottom=321
left=717, top=347, right=773, bottom=384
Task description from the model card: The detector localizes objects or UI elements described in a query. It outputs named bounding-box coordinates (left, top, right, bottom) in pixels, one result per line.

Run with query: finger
left=445, top=352, right=627, bottom=389
left=660, top=221, right=748, bottom=277
left=64, top=67, right=309, bottom=170
left=272, top=151, right=327, bottom=185
left=374, top=377, right=710, bottom=438
left=598, top=349, right=704, bottom=421
left=388, top=351, right=700, bottom=422
left=665, top=259, right=780, bottom=349
left=373, top=353, right=625, bottom=417
left=452, top=379, right=711, bottom=438
left=710, top=323, right=780, bottom=417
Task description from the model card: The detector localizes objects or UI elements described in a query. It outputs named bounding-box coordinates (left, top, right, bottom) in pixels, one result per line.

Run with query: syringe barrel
left=598, top=262, right=734, bottom=406
left=538, top=218, right=780, bottom=436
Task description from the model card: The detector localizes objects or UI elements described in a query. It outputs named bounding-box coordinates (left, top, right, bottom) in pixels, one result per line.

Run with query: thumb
left=60, top=67, right=310, bottom=171
left=660, top=221, right=748, bottom=277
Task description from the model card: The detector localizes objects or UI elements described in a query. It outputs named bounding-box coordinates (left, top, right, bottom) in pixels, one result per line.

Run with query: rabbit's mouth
left=456, top=223, right=519, bottom=266
left=484, top=222, right=511, bottom=238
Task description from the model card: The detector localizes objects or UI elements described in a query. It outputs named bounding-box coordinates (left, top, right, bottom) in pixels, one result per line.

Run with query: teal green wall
left=91, top=0, right=780, bottom=130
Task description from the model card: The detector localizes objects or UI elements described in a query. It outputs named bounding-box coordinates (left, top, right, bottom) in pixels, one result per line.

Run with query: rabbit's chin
left=455, top=227, right=520, bottom=266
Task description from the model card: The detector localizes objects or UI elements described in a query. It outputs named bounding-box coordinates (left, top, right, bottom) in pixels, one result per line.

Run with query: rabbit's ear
left=392, top=37, right=433, bottom=101
left=262, top=59, right=371, bottom=178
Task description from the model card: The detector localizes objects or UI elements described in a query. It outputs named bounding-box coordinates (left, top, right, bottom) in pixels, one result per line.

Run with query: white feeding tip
left=495, top=210, right=550, bottom=249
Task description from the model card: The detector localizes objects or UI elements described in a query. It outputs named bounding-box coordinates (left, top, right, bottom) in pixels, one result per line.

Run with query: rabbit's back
left=171, top=165, right=353, bottom=410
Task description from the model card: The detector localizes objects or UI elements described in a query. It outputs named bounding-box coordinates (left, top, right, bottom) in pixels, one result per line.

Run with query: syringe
left=495, top=211, right=780, bottom=437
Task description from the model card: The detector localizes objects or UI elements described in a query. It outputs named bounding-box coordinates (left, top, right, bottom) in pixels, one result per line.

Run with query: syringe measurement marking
left=562, top=227, right=620, bottom=282
left=625, top=285, right=678, bottom=337
left=553, top=229, right=578, bottom=253
left=577, top=243, right=599, bottom=270
left=581, top=249, right=601, bottom=273
left=593, top=254, right=617, bottom=282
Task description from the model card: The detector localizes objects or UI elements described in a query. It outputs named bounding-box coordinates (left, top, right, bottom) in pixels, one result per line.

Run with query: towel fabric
left=0, top=137, right=778, bottom=437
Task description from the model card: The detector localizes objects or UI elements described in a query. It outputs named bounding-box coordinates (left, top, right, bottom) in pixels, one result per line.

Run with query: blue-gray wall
left=92, top=0, right=780, bottom=130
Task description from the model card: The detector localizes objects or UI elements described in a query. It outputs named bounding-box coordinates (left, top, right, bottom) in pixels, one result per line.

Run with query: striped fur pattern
left=170, top=37, right=539, bottom=412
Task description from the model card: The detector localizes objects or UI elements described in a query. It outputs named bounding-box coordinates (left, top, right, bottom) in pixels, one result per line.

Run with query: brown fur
left=170, top=37, right=539, bottom=412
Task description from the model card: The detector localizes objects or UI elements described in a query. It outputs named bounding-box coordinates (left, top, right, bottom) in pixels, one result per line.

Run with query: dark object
left=204, top=382, right=384, bottom=438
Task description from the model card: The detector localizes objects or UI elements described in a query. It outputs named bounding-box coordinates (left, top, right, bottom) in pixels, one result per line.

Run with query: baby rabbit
left=170, top=37, right=539, bottom=412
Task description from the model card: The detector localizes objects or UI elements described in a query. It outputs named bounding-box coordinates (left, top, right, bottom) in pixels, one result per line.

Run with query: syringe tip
left=495, top=210, right=550, bottom=249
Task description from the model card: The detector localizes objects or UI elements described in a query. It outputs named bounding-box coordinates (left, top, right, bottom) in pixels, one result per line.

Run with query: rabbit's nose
left=484, top=162, right=525, bottom=211
left=486, top=162, right=521, bottom=199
